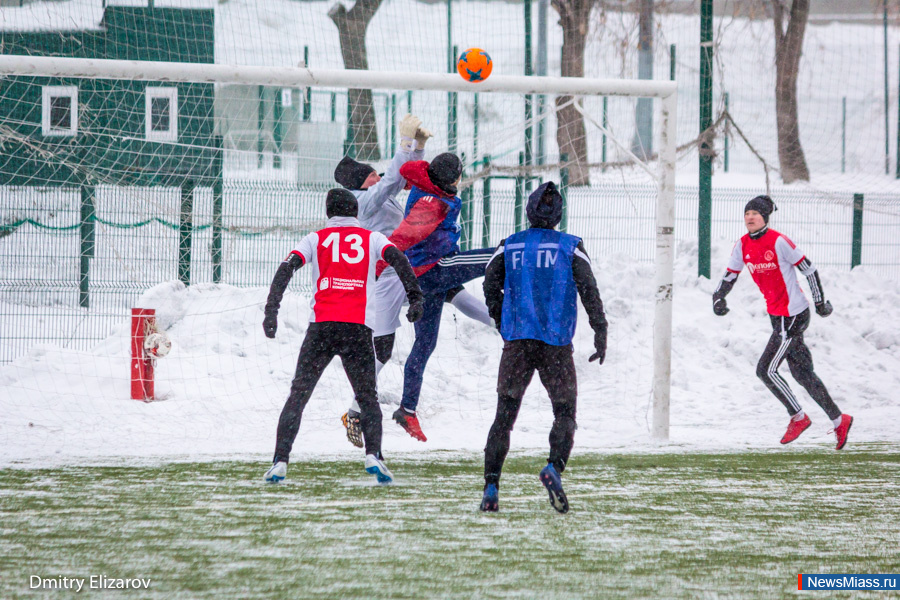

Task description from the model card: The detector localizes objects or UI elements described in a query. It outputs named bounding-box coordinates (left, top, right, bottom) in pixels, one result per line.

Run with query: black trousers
left=274, top=322, right=382, bottom=462
left=757, top=308, right=841, bottom=420
left=484, top=339, right=577, bottom=487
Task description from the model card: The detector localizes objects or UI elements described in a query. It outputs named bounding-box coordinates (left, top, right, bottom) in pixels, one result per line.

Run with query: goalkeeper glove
left=399, top=114, right=422, bottom=152
left=414, top=126, right=433, bottom=150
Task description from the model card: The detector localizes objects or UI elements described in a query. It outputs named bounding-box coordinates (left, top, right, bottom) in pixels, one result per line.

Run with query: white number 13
left=322, top=232, right=364, bottom=264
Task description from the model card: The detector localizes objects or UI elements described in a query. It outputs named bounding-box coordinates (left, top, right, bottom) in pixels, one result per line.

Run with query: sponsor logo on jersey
left=747, top=261, right=778, bottom=274
left=331, top=277, right=365, bottom=291
left=319, top=277, right=329, bottom=290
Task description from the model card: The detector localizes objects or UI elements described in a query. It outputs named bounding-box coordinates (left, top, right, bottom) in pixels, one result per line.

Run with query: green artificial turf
left=2, top=445, right=899, bottom=599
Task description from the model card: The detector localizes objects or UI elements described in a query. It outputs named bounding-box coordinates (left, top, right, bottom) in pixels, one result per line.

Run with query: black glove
left=489, top=307, right=502, bottom=331
left=588, top=329, right=607, bottom=364
left=406, top=296, right=424, bottom=323
left=263, top=312, right=278, bottom=338
left=713, top=297, right=729, bottom=316
left=815, top=300, right=833, bottom=318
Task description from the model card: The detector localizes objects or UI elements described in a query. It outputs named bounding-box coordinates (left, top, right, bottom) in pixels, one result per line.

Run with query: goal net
left=0, top=1, right=681, bottom=463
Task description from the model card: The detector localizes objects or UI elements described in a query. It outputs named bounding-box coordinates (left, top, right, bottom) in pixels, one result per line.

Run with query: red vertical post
left=131, top=308, right=156, bottom=401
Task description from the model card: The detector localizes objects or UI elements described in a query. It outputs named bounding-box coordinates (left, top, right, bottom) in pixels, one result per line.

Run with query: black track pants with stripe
left=274, top=322, right=382, bottom=462
left=756, top=308, right=841, bottom=420
left=484, top=339, right=577, bottom=487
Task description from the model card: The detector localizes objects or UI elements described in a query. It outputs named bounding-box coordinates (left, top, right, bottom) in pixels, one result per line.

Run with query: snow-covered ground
left=2, top=0, right=899, bottom=466
left=2, top=241, right=898, bottom=467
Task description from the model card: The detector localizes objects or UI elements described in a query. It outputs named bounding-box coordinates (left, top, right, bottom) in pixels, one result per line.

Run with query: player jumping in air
left=334, top=115, right=492, bottom=447
left=262, top=189, right=424, bottom=485
left=378, top=152, right=496, bottom=442
left=480, top=182, right=608, bottom=513
left=712, top=195, right=853, bottom=449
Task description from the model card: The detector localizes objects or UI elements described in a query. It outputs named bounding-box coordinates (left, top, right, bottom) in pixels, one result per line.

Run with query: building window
left=42, top=86, right=78, bottom=137
left=145, top=87, right=178, bottom=142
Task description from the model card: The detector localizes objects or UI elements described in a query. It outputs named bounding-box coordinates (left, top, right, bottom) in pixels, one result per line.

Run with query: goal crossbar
left=0, top=54, right=677, bottom=441
left=0, top=55, right=677, bottom=99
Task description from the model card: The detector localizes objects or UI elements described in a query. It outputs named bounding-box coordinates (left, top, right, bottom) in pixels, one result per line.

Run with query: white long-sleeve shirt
left=352, top=147, right=424, bottom=238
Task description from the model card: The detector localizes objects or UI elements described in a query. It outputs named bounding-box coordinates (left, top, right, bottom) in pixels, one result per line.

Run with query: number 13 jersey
left=290, top=216, right=395, bottom=328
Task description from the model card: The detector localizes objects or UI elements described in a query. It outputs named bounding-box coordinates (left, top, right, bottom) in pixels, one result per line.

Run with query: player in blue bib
left=481, top=181, right=608, bottom=514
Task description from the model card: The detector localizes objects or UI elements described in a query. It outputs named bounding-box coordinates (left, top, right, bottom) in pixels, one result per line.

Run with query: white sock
left=791, top=411, right=806, bottom=422
left=450, top=289, right=493, bottom=327
left=832, top=415, right=843, bottom=428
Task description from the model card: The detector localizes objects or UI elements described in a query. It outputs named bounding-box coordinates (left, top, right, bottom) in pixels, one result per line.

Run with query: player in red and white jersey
left=712, top=195, right=853, bottom=449
left=261, top=189, right=424, bottom=485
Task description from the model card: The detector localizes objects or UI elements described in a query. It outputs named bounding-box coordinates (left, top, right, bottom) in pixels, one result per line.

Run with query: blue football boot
left=480, top=483, right=499, bottom=512
left=539, top=463, right=569, bottom=514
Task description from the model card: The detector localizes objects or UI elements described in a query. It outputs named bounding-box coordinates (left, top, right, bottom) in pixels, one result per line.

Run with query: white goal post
left=0, top=54, right=677, bottom=440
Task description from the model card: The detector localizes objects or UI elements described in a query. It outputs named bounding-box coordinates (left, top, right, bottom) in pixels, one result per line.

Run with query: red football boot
left=833, top=414, right=853, bottom=450
left=393, top=408, right=427, bottom=442
left=780, top=414, right=811, bottom=444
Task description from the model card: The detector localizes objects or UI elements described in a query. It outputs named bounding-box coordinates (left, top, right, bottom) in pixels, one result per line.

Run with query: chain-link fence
left=2, top=179, right=897, bottom=363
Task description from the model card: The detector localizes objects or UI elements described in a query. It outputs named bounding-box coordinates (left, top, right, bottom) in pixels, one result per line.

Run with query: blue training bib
left=500, top=228, right=580, bottom=345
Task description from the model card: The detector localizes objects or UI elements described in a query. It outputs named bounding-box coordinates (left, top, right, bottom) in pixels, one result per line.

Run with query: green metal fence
left=2, top=180, right=899, bottom=363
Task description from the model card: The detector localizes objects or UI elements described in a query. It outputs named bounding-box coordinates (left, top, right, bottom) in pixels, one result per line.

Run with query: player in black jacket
left=481, top=182, right=607, bottom=513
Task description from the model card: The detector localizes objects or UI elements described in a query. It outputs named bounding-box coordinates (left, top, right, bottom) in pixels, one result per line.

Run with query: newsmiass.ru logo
left=799, top=574, right=898, bottom=590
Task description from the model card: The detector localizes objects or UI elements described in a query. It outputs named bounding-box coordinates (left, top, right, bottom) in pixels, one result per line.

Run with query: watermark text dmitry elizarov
left=30, top=575, right=151, bottom=592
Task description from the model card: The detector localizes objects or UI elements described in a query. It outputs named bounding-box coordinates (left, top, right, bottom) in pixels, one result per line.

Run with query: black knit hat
left=334, top=156, right=376, bottom=190
left=526, top=181, right=563, bottom=229
left=744, top=195, right=777, bottom=223
left=326, top=188, right=359, bottom=218
left=426, top=153, right=462, bottom=196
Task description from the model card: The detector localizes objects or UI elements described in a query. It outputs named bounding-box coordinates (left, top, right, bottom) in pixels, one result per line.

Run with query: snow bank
left=2, top=241, right=898, bottom=467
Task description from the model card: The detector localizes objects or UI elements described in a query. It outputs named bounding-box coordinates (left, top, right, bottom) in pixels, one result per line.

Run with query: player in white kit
left=334, top=115, right=493, bottom=446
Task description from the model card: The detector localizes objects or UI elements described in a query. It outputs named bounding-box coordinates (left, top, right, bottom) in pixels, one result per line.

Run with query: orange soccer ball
left=457, top=48, right=493, bottom=83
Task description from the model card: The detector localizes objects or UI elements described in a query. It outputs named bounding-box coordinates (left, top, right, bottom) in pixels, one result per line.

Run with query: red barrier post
left=131, top=308, right=156, bottom=401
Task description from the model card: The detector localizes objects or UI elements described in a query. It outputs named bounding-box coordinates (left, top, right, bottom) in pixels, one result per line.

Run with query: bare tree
left=631, top=0, right=654, bottom=160
left=329, top=0, right=382, bottom=161
left=769, top=0, right=810, bottom=183
left=551, top=0, right=598, bottom=186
